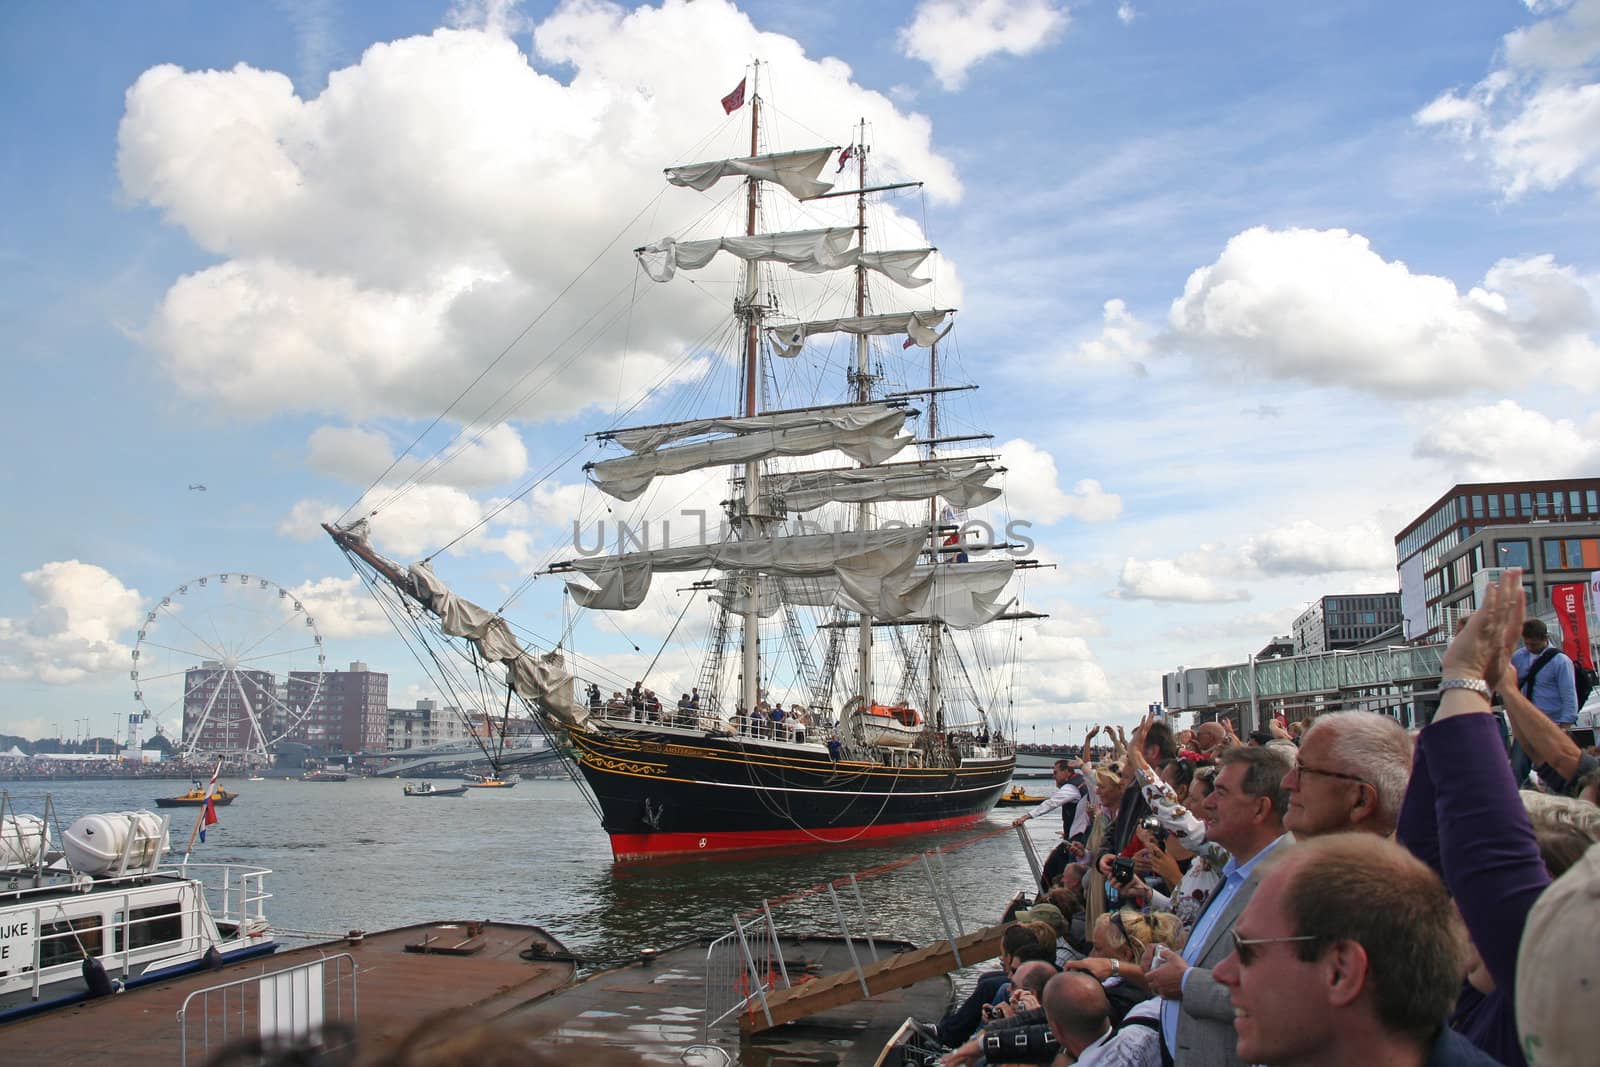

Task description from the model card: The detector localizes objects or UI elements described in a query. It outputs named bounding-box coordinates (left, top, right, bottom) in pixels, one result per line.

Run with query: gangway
left=712, top=825, right=1041, bottom=1037
left=740, top=921, right=1007, bottom=1034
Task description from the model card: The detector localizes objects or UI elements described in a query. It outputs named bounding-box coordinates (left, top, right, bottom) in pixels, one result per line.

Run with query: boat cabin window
left=114, top=902, right=183, bottom=951
left=38, top=916, right=103, bottom=968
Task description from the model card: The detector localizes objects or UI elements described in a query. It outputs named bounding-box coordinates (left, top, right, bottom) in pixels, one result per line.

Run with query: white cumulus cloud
left=288, top=575, right=396, bottom=640
left=999, top=439, right=1122, bottom=524
left=899, top=0, right=1069, bottom=91
left=120, top=0, right=962, bottom=424
left=1165, top=227, right=1600, bottom=395
left=1241, top=520, right=1396, bottom=577
left=1068, top=298, right=1152, bottom=370
left=1413, top=398, right=1600, bottom=480
left=1416, top=0, right=1600, bottom=197
left=0, top=562, right=143, bottom=685
left=1111, top=558, right=1249, bottom=604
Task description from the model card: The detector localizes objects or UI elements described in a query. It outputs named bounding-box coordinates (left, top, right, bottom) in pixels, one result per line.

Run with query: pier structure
left=1162, top=642, right=1448, bottom=732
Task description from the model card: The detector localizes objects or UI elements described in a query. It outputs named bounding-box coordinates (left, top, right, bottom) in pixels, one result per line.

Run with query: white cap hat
left=1517, top=841, right=1600, bottom=1066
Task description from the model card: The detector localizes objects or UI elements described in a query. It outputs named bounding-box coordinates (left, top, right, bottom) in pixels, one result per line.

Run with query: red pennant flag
left=1551, top=582, right=1594, bottom=670
left=721, top=77, right=747, bottom=114
left=837, top=145, right=854, bottom=173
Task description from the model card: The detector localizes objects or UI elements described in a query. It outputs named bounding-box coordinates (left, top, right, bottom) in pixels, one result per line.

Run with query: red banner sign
left=1550, top=582, right=1595, bottom=670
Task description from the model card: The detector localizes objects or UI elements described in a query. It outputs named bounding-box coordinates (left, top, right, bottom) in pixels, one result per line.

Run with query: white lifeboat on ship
left=855, top=702, right=923, bottom=748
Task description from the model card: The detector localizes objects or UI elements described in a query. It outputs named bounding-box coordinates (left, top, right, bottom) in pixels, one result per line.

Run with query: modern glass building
left=1395, top=479, right=1600, bottom=640
left=1293, top=593, right=1403, bottom=654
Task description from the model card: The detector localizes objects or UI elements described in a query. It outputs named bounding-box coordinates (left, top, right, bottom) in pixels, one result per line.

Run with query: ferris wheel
left=131, top=573, right=327, bottom=765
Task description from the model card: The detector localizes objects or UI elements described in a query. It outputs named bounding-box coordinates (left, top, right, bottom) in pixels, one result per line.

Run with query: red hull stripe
left=608, top=811, right=989, bottom=860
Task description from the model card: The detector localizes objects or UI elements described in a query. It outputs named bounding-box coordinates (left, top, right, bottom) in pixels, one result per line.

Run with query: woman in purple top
left=1397, top=568, right=1551, bottom=1067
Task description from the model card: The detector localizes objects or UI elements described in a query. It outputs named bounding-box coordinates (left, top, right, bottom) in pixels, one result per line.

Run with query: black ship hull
left=570, top=725, right=1014, bottom=860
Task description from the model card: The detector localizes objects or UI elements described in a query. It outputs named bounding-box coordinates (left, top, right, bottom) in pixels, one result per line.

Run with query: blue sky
left=2, top=0, right=1598, bottom=745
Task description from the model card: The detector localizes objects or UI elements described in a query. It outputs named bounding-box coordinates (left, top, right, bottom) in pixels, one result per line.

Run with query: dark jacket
left=1397, top=714, right=1549, bottom=1067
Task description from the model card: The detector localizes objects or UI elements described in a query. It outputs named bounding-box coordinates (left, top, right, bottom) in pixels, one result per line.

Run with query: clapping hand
left=1441, top=567, right=1523, bottom=692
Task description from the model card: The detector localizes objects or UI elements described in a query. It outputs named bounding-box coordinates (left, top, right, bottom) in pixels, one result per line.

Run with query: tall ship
left=328, top=66, right=1044, bottom=860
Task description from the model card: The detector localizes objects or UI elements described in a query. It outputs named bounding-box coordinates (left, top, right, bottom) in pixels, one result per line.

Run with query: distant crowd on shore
left=0, top=755, right=205, bottom=780
left=922, top=567, right=1598, bottom=1067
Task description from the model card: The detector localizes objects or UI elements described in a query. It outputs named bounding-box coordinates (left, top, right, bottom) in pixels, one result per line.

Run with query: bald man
left=1042, top=971, right=1162, bottom=1066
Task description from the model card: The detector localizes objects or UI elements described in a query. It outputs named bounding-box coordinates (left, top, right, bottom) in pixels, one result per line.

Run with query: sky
left=2, top=0, right=1599, bottom=746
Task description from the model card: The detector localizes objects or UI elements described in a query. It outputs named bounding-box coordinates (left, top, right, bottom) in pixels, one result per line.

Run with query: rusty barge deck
left=2, top=922, right=576, bottom=1066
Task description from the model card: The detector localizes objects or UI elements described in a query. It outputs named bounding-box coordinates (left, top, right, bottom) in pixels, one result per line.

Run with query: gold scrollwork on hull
left=580, top=752, right=667, bottom=776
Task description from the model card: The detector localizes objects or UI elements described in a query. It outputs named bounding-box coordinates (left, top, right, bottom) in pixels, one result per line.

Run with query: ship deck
left=2, top=921, right=576, bottom=1066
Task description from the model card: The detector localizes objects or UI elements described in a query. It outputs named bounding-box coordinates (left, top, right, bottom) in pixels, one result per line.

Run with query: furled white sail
left=766, top=310, right=955, bottom=357
left=589, top=406, right=912, bottom=501
left=407, top=561, right=586, bottom=727
left=765, top=458, right=1001, bottom=512
left=565, top=526, right=930, bottom=613
left=638, top=230, right=934, bottom=288
left=713, top=560, right=1015, bottom=629
left=607, top=403, right=906, bottom=455
left=793, top=247, right=935, bottom=289
left=665, top=147, right=836, bottom=201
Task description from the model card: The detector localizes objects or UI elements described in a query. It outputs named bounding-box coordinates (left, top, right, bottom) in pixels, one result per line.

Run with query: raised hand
left=1441, top=567, right=1524, bottom=691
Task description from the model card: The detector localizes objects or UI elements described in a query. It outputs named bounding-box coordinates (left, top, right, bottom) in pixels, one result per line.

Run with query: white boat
left=851, top=700, right=926, bottom=749
left=403, top=781, right=469, bottom=797
left=0, top=792, right=275, bottom=1023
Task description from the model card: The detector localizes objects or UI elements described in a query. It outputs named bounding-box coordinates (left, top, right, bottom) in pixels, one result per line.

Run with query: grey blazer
left=1172, top=869, right=1263, bottom=1067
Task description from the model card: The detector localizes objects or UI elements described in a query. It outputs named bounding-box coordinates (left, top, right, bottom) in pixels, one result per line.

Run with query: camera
left=1139, top=816, right=1162, bottom=833
left=1111, top=856, right=1135, bottom=884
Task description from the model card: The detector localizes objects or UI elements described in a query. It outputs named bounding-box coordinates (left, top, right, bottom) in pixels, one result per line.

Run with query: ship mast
left=851, top=117, right=875, bottom=710
left=739, top=63, right=763, bottom=716
left=927, top=340, right=942, bottom=732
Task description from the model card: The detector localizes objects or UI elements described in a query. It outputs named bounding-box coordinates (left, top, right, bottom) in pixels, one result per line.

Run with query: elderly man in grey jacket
left=1142, top=744, right=1293, bottom=1066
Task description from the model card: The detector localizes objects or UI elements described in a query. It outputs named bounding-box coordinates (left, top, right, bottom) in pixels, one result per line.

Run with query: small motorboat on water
left=300, top=769, right=349, bottom=782
left=403, top=781, right=468, bottom=798
left=463, top=773, right=519, bottom=789
left=994, top=786, right=1047, bottom=808
left=154, top=785, right=238, bottom=808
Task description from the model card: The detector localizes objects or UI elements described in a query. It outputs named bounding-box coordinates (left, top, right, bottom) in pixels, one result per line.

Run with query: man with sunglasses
left=1282, top=711, right=1412, bottom=839
left=1213, top=833, right=1499, bottom=1066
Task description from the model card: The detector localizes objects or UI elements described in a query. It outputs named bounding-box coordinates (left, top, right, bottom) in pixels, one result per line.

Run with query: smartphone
left=1149, top=945, right=1170, bottom=970
left=1569, top=727, right=1597, bottom=748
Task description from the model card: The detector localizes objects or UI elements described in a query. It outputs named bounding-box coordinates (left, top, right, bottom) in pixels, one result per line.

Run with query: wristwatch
left=1440, top=677, right=1492, bottom=699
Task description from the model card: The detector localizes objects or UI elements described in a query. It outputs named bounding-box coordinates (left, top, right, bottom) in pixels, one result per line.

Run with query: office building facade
left=1394, top=478, right=1600, bottom=640
left=288, top=661, right=389, bottom=753
left=1293, top=593, right=1404, bottom=654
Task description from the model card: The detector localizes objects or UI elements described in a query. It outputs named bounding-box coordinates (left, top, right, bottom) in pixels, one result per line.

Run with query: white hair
left=1306, top=711, right=1414, bottom=832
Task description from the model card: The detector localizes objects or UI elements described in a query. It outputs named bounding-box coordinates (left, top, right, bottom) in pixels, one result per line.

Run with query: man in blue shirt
left=1143, top=745, right=1294, bottom=1066
left=1509, top=619, right=1578, bottom=782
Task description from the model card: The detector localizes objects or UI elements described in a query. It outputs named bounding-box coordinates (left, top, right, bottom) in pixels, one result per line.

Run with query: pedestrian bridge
left=1163, top=643, right=1447, bottom=728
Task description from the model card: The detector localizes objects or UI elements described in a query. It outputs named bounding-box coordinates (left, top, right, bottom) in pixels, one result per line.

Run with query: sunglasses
left=1110, top=909, right=1143, bottom=952
left=1230, top=929, right=1321, bottom=966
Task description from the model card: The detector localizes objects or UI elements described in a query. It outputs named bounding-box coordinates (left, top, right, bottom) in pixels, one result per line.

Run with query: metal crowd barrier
left=177, top=952, right=357, bottom=1066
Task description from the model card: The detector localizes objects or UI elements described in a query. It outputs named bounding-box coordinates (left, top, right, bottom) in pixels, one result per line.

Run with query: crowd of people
left=919, top=568, right=1598, bottom=1067
left=586, top=680, right=820, bottom=742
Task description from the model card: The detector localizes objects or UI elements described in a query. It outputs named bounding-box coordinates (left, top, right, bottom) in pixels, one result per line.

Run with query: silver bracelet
left=1439, top=677, right=1492, bottom=699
